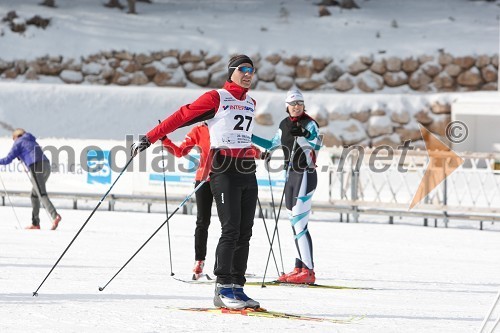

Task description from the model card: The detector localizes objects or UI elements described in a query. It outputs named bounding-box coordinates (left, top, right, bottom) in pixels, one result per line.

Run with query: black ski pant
left=210, top=171, right=258, bottom=286
left=29, top=160, right=58, bottom=226
left=194, top=180, right=214, bottom=261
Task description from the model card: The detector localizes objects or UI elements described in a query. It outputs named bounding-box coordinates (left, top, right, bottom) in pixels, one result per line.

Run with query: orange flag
left=409, top=125, right=464, bottom=210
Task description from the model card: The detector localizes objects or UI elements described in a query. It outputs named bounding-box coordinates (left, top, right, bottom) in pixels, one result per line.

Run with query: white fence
left=327, top=147, right=500, bottom=229
left=1, top=138, right=499, bottom=229
left=0, top=137, right=331, bottom=213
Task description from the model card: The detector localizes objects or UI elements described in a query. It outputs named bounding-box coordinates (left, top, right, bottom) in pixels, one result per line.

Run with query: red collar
left=289, top=113, right=311, bottom=123
left=223, top=81, right=249, bottom=100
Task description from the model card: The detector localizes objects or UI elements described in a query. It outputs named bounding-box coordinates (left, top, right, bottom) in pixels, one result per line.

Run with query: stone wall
left=0, top=50, right=494, bottom=149
left=318, top=100, right=452, bottom=149
left=0, top=50, right=497, bottom=93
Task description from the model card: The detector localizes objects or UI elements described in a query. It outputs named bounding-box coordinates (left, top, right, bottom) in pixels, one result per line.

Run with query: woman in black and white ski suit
left=253, top=89, right=322, bottom=284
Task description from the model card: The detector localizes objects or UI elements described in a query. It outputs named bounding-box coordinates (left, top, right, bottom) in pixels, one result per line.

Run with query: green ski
left=245, top=280, right=371, bottom=290
left=173, top=307, right=363, bottom=324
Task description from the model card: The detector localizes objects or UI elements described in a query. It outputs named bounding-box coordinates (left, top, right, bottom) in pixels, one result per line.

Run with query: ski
left=173, top=273, right=256, bottom=285
left=173, top=275, right=213, bottom=284
left=245, top=281, right=371, bottom=290
left=174, top=307, right=361, bottom=324
left=192, top=273, right=213, bottom=281
left=173, top=278, right=368, bottom=290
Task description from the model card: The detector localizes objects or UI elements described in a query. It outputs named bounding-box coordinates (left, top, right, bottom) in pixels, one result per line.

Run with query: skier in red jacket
left=162, top=124, right=212, bottom=280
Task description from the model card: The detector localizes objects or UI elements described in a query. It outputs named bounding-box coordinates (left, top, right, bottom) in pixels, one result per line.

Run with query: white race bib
left=207, top=89, right=255, bottom=149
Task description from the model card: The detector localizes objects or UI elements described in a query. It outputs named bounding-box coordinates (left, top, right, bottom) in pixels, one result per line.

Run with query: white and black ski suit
left=253, top=113, right=322, bottom=270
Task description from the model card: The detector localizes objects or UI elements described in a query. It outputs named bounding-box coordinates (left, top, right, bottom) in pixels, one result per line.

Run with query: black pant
left=194, top=180, right=213, bottom=261
left=29, top=160, right=58, bottom=226
left=210, top=170, right=258, bottom=286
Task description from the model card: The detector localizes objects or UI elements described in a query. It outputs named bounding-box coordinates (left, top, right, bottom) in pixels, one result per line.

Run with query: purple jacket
left=0, top=133, right=48, bottom=167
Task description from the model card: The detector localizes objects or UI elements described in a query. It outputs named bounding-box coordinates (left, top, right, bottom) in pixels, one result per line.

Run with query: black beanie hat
left=227, top=54, right=254, bottom=81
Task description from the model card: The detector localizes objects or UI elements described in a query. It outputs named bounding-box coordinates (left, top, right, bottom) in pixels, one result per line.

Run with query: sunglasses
left=287, top=101, right=304, bottom=106
left=230, top=66, right=256, bottom=74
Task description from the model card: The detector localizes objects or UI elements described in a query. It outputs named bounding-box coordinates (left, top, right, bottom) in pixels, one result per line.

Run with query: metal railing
left=327, top=147, right=500, bottom=229
left=2, top=149, right=499, bottom=230
left=1, top=190, right=195, bottom=215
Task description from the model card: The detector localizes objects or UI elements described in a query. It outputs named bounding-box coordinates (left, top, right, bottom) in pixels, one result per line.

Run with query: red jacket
left=147, top=81, right=256, bottom=144
left=162, top=124, right=211, bottom=181
left=162, top=124, right=262, bottom=181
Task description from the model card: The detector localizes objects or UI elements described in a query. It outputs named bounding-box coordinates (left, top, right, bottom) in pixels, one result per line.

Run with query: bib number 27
left=233, top=115, right=253, bottom=131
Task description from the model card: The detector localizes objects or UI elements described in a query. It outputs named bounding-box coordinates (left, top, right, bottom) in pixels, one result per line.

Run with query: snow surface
left=0, top=0, right=499, bottom=143
left=0, top=0, right=499, bottom=61
left=1, top=2, right=500, bottom=332
left=0, top=205, right=499, bottom=333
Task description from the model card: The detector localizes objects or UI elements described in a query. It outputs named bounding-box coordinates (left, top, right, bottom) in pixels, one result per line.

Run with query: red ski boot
left=51, top=214, right=62, bottom=230
left=277, top=267, right=301, bottom=282
left=192, top=260, right=205, bottom=280
left=286, top=268, right=316, bottom=284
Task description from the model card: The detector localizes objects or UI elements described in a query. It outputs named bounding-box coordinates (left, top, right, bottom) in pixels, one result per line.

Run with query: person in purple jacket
left=0, top=129, right=61, bottom=230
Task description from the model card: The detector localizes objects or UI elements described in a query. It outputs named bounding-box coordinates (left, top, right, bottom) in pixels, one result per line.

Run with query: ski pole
left=489, top=317, right=500, bottom=333
left=0, top=172, right=22, bottom=229
left=479, top=289, right=500, bottom=333
left=265, top=152, right=285, bottom=275
left=256, top=197, right=280, bottom=276
left=261, top=138, right=297, bottom=287
left=159, top=120, right=174, bottom=277
left=33, top=155, right=135, bottom=297
left=98, top=180, right=206, bottom=292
